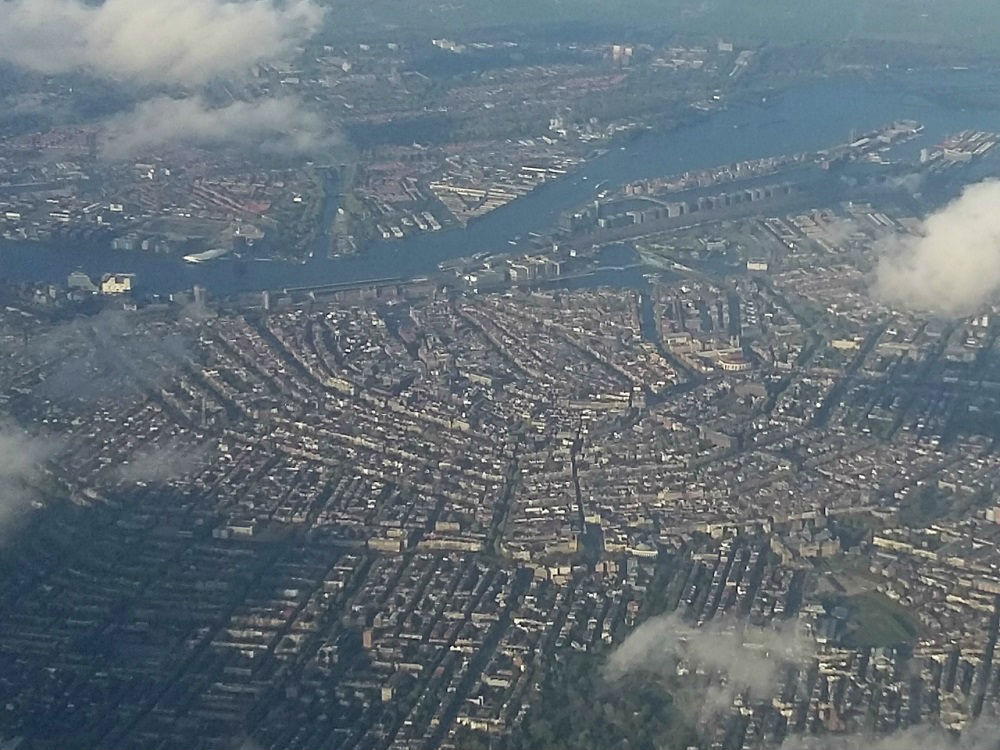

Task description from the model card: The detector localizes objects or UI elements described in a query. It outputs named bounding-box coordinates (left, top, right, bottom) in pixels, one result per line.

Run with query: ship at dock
left=182, top=247, right=232, bottom=264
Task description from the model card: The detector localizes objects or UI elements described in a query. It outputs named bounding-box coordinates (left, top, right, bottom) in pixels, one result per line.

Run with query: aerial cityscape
left=3, top=1, right=1000, bottom=749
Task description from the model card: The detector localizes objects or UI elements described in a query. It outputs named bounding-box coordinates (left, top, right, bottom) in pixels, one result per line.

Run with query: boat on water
left=183, top=247, right=232, bottom=264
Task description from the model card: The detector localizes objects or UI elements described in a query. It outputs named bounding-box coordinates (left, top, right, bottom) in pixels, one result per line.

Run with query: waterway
left=3, top=68, right=1000, bottom=297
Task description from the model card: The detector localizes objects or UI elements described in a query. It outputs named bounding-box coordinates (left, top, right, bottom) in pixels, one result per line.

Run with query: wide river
left=3, top=69, right=1000, bottom=297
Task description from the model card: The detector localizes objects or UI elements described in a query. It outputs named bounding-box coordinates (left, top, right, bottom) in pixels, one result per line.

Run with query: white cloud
left=117, top=440, right=208, bottom=484
left=873, top=179, right=1000, bottom=317
left=0, top=423, right=55, bottom=535
left=99, top=95, right=338, bottom=159
left=31, top=311, right=189, bottom=403
left=0, top=0, right=323, bottom=85
left=784, top=719, right=1000, bottom=749
left=610, top=613, right=999, bottom=749
left=605, top=613, right=812, bottom=719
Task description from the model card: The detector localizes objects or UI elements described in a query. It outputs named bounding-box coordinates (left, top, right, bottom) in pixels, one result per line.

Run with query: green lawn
left=843, top=591, right=920, bottom=648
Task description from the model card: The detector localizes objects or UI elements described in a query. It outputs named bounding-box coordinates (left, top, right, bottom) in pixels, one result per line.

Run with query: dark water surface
left=3, top=69, right=1000, bottom=296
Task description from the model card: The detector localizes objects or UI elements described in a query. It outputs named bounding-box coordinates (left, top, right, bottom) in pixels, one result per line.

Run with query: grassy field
left=324, top=0, right=1000, bottom=51
left=843, top=591, right=920, bottom=648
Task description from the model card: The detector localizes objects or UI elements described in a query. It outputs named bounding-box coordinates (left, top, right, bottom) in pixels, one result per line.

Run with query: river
left=3, top=68, right=1000, bottom=297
